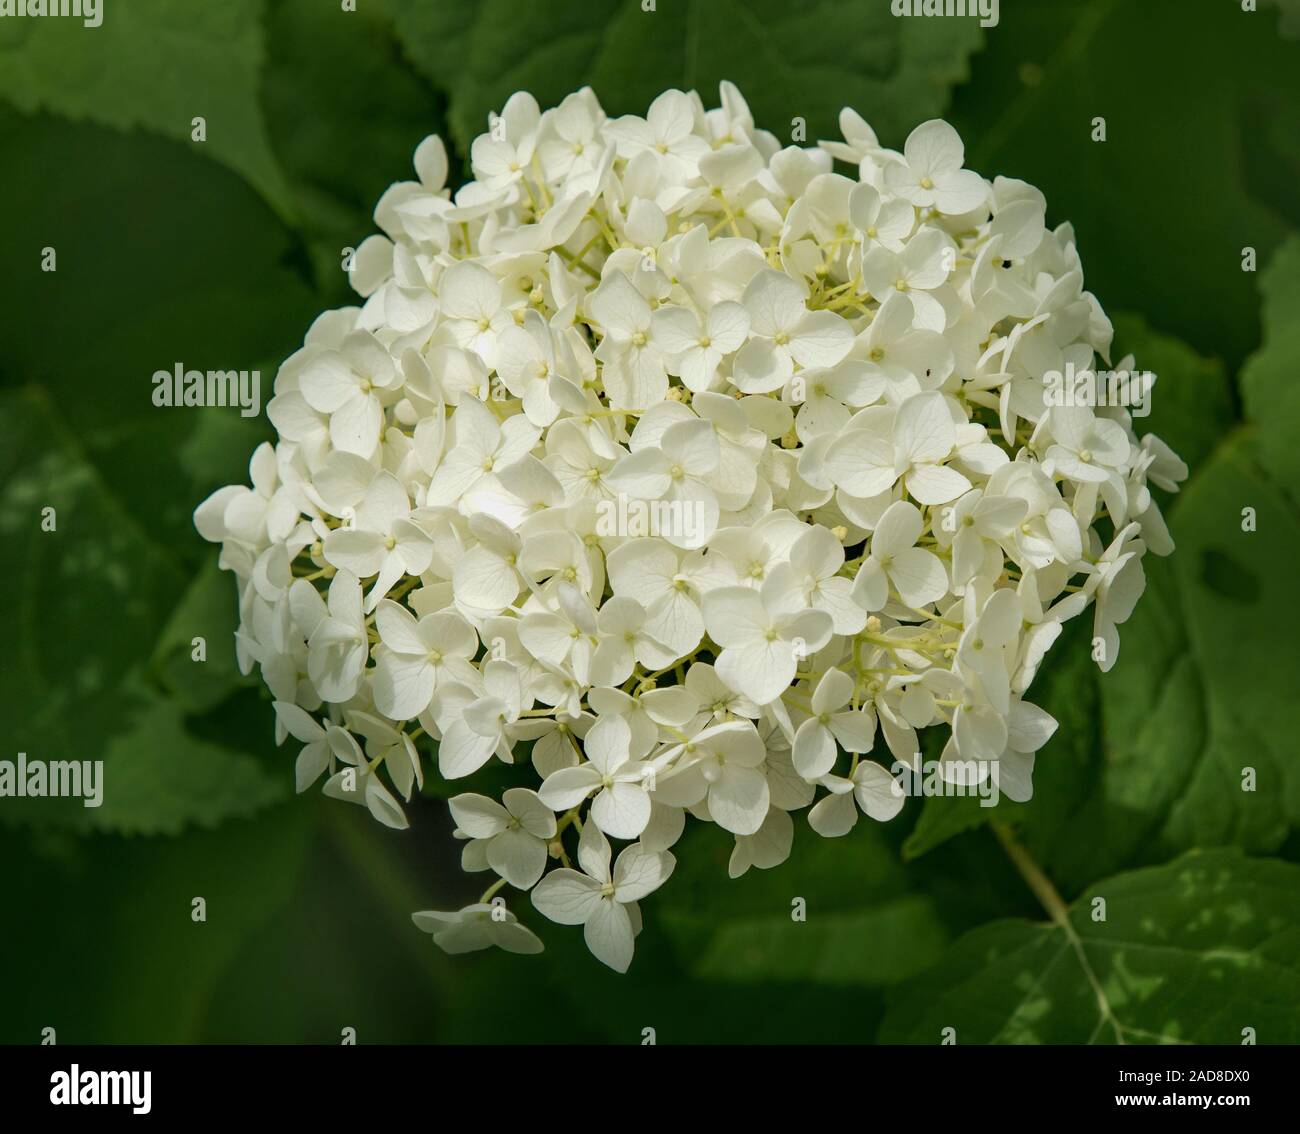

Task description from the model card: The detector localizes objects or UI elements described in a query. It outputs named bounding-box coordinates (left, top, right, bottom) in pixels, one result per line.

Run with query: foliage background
left=2, top=0, right=1299, bottom=1043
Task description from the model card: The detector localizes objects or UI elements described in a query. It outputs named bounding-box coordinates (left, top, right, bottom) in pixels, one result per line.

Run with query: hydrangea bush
left=196, top=84, right=1186, bottom=972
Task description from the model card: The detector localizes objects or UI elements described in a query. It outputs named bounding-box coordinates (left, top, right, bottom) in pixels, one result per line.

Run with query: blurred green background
left=3, top=0, right=1300, bottom=1044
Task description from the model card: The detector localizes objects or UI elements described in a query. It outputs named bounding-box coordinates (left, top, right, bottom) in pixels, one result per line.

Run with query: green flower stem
left=479, top=877, right=508, bottom=905
left=992, top=821, right=1125, bottom=1045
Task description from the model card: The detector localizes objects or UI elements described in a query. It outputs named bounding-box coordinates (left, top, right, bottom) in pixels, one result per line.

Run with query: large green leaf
left=86, top=682, right=285, bottom=836
left=879, top=848, right=1300, bottom=1044
left=0, top=0, right=295, bottom=219
left=0, top=804, right=311, bottom=1042
left=151, top=560, right=252, bottom=714
left=1102, top=437, right=1300, bottom=840
left=0, top=115, right=318, bottom=836
left=0, top=389, right=284, bottom=834
left=390, top=0, right=983, bottom=155
left=0, top=110, right=318, bottom=541
left=263, top=0, right=449, bottom=300
left=948, top=0, right=1300, bottom=372
left=1241, top=235, right=1300, bottom=488
left=0, top=384, right=187, bottom=791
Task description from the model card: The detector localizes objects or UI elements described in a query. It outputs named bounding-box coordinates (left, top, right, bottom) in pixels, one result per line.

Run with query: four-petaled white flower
left=432, top=660, right=529, bottom=779
left=300, top=331, right=401, bottom=457
left=655, top=719, right=773, bottom=836
left=825, top=392, right=971, bottom=506
left=322, top=471, right=435, bottom=612
left=807, top=760, right=905, bottom=837
left=704, top=577, right=834, bottom=706
left=538, top=715, right=656, bottom=839
left=732, top=270, right=854, bottom=393
left=413, top=903, right=543, bottom=956
left=373, top=601, right=480, bottom=720
left=450, top=788, right=558, bottom=889
left=531, top=821, right=675, bottom=972
left=1045, top=405, right=1132, bottom=485
left=792, top=668, right=876, bottom=779
left=851, top=500, right=949, bottom=611
left=608, top=417, right=722, bottom=550
left=652, top=301, right=750, bottom=392
left=884, top=119, right=989, bottom=215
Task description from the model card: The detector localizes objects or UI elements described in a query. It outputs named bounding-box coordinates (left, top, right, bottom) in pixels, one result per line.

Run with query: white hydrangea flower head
left=197, top=83, right=1185, bottom=973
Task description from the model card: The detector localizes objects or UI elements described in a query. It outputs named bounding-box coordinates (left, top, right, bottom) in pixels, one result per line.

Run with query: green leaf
left=0, top=111, right=318, bottom=544
left=390, top=0, right=982, bottom=156
left=0, top=384, right=189, bottom=785
left=1263, top=0, right=1300, bottom=38
left=0, top=804, right=311, bottom=1042
left=83, top=681, right=285, bottom=836
left=1, top=646, right=284, bottom=836
left=0, top=116, right=317, bottom=836
left=0, top=0, right=295, bottom=220
left=658, top=821, right=949, bottom=988
left=1111, top=313, right=1236, bottom=475
left=948, top=0, right=1300, bottom=372
left=902, top=794, right=990, bottom=860
left=1241, top=235, right=1300, bottom=488
left=151, top=561, right=250, bottom=714
left=1118, top=438, right=1300, bottom=835
left=879, top=848, right=1300, bottom=1044
left=263, top=0, right=448, bottom=300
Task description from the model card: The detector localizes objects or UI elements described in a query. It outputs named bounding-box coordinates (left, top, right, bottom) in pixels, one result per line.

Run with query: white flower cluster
left=196, top=84, right=1187, bottom=972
